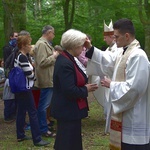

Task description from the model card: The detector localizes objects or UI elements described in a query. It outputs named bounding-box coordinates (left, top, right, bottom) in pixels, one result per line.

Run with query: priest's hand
left=84, top=38, right=92, bottom=49
left=100, top=76, right=111, bottom=88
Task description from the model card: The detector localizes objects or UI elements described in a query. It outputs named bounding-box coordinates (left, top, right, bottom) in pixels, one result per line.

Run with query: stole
left=109, top=40, right=140, bottom=150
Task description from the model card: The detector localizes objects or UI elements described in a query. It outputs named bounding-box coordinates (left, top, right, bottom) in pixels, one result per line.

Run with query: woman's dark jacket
left=51, top=51, right=88, bottom=121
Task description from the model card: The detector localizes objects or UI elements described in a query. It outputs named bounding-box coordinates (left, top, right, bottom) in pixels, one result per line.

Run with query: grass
left=0, top=93, right=109, bottom=150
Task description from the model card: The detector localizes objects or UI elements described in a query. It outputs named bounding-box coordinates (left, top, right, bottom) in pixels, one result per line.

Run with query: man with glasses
left=34, top=25, right=59, bottom=137
left=85, top=18, right=150, bottom=150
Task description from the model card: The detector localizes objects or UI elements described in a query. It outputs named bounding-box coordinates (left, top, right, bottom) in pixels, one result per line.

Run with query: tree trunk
left=2, top=0, right=26, bottom=43
left=33, top=0, right=42, bottom=20
left=63, top=0, right=75, bottom=31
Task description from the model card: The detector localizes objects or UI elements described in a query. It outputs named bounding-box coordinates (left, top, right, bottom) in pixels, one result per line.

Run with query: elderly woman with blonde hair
left=51, top=29, right=98, bottom=150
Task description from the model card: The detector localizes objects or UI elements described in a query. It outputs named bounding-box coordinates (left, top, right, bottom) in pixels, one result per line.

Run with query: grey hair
left=61, top=29, right=86, bottom=50
left=19, top=30, right=30, bottom=36
left=42, top=25, right=54, bottom=34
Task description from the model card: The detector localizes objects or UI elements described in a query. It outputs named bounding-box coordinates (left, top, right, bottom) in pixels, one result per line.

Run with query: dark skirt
left=122, top=142, right=150, bottom=150
left=54, top=119, right=83, bottom=150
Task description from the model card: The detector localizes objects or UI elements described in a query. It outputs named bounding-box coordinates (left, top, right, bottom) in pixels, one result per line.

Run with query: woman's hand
left=85, top=83, right=98, bottom=92
left=53, top=51, right=59, bottom=59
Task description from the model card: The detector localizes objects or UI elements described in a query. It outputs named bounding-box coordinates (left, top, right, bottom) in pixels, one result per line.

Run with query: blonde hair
left=61, top=29, right=86, bottom=50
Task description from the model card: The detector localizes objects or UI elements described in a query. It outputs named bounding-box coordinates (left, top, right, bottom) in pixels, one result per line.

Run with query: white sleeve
left=110, top=51, right=149, bottom=114
left=86, top=47, right=117, bottom=78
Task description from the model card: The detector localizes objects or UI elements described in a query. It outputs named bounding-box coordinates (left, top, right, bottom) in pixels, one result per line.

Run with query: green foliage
left=0, top=0, right=147, bottom=57
left=26, top=0, right=65, bottom=45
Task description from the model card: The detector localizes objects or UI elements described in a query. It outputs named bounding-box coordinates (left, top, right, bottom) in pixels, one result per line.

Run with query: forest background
left=0, top=0, right=150, bottom=58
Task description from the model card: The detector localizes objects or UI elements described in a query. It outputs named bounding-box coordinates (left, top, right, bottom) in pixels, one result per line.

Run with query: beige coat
left=34, top=37, right=56, bottom=88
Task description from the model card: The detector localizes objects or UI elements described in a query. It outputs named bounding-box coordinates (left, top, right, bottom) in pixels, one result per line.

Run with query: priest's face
left=104, top=35, right=114, bottom=46
left=114, top=30, right=127, bottom=48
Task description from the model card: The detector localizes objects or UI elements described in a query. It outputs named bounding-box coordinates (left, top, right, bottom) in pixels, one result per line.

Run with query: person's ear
left=125, top=33, right=130, bottom=40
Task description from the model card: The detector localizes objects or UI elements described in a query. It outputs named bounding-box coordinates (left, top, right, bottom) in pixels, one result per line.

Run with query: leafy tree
left=138, top=0, right=150, bottom=57
left=2, top=0, right=26, bottom=42
left=62, top=0, right=75, bottom=31
left=32, top=0, right=42, bottom=20
left=0, top=0, right=5, bottom=55
left=0, top=0, right=149, bottom=58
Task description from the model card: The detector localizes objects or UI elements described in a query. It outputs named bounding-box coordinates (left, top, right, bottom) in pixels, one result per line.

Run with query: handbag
left=9, top=53, right=29, bottom=93
left=3, top=79, right=15, bottom=100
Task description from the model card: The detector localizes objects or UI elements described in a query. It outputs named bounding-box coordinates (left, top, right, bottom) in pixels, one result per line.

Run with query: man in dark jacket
left=3, top=31, right=18, bottom=123
left=3, top=32, right=18, bottom=62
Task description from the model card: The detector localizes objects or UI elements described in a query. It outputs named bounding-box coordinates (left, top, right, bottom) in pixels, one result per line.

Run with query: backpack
left=4, top=47, right=18, bottom=78
left=8, top=54, right=29, bottom=93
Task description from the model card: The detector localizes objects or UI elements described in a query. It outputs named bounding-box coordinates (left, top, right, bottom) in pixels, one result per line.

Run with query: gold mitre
left=103, top=19, right=114, bottom=36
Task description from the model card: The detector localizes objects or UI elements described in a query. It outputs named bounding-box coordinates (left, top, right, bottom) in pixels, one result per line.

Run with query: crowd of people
left=0, top=18, right=150, bottom=150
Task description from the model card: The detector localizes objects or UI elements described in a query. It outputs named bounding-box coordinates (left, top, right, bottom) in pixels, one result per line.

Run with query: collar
left=122, top=46, right=128, bottom=55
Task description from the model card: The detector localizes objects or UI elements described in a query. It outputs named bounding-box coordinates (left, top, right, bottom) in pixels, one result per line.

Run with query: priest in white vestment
left=85, top=18, right=150, bottom=150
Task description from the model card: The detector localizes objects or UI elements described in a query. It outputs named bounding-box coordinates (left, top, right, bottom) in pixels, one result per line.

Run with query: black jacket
left=3, top=43, right=14, bottom=62
left=51, top=51, right=88, bottom=121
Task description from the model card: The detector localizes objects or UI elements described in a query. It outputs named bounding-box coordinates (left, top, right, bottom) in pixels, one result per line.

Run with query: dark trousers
left=4, top=99, right=17, bottom=119
left=54, top=119, right=82, bottom=150
left=15, top=90, right=41, bottom=144
left=122, top=142, right=150, bottom=150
